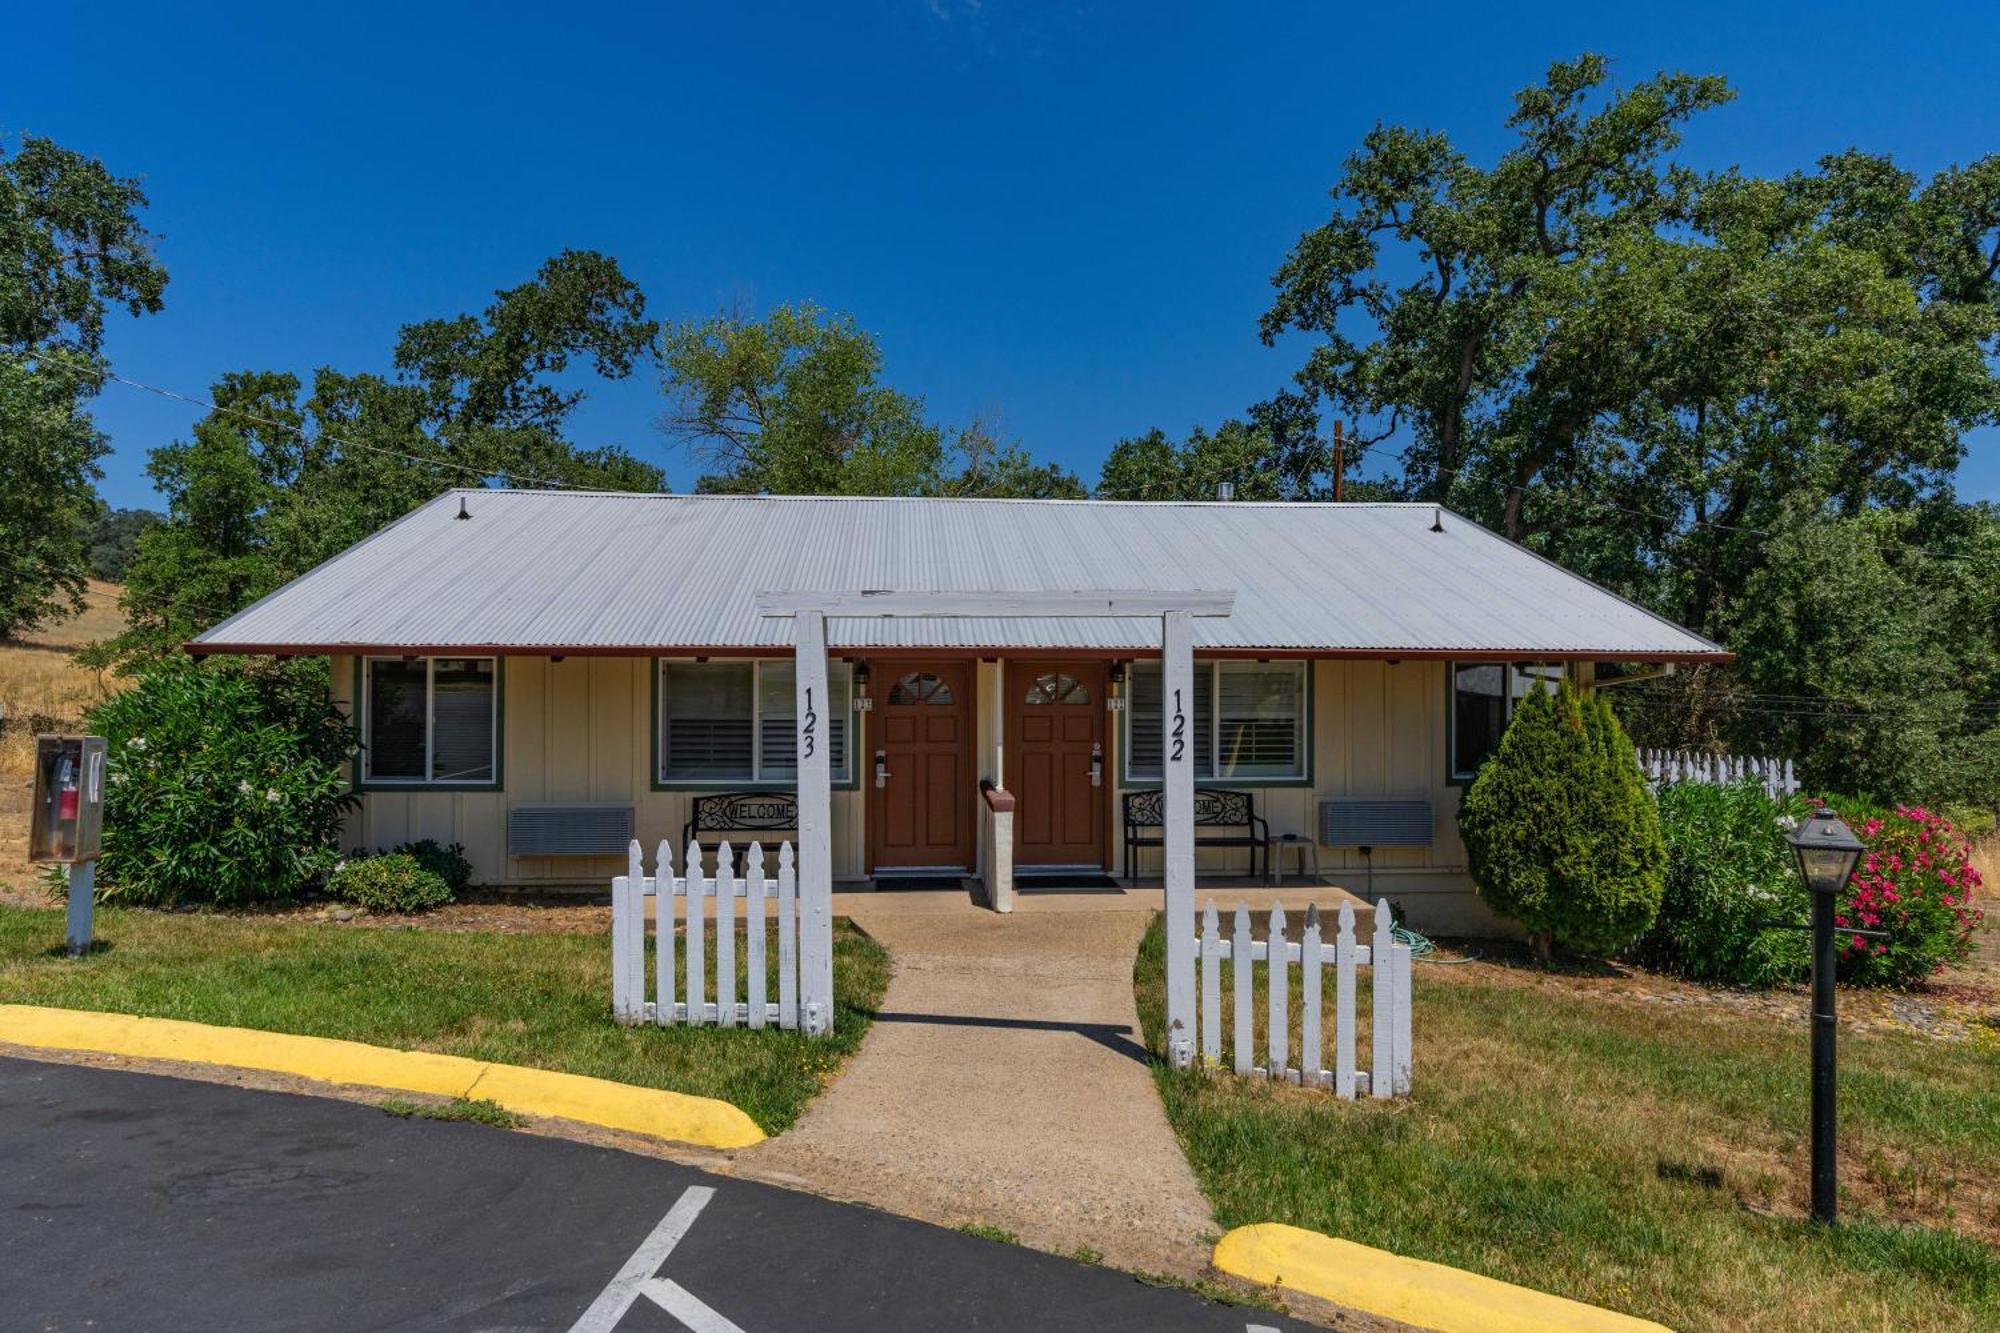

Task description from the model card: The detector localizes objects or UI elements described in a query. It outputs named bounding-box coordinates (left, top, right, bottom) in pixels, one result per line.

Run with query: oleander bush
left=1636, top=781, right=1811, bottom=987
left=79, top=656, right=357, bottom=907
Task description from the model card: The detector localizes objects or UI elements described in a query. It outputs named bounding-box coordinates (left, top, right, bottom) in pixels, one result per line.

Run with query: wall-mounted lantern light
left=1106, top=662, right=1127, bottom=713
left=853, top=662, right=873, bottom=712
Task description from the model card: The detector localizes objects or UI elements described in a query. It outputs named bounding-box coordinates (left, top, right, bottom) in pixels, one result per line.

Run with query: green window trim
left=1119, top=659, right=1315, bottom=790
left=650, top=657, right=860, bottom=792
left=351, top=655, right=505, bottom=793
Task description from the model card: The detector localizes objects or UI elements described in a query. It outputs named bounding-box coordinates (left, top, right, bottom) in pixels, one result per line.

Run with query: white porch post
left=1161, top=609, right=1197, bottom=1067
left=794, top=610, right=834, bottom=1035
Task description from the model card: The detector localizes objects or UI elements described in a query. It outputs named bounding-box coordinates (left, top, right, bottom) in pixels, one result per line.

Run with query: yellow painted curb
left=0, top=1004, right=764, bottom=1151
left=1214, top=1224, right=1672, bottom=1333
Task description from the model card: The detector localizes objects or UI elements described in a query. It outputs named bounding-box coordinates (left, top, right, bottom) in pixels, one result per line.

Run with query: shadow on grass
left=40, top=939, right=114, bottom=959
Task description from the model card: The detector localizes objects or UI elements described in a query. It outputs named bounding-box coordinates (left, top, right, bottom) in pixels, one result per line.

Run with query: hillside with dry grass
left=0, top=581, right=127, bottom=897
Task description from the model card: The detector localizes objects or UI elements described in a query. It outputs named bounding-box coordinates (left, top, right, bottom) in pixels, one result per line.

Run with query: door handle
left=1089, top=745, right=1103, bottom=788
left=875, top=752, right=891, bottom=789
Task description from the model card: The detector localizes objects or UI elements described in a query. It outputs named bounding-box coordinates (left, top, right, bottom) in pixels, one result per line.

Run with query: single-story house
left=189, top=489, right=1727, bottom=931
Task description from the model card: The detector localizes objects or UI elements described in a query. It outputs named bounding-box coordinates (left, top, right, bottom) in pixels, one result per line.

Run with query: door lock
left=874, top=751, right=891, bottom=789
left=1089, top=743, right=1104, bottom=788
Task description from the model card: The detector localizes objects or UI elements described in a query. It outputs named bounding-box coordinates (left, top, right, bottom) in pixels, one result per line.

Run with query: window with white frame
left=361, top=657, right=498, bottom=785
left=1123, top=660, right=1307, bottom=783
left=1449, top=661, right=1564, bottom=780
left=657, top=659, right=852, bottom=786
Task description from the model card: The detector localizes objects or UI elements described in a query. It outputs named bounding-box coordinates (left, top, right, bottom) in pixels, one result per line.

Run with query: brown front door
left=869, top=662, right=975, bottom=870
left=1006, top=661, right=1108, bottom=868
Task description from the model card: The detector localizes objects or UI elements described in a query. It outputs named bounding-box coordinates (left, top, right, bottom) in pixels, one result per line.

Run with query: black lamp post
left=1782, top=805, right=1867, bottom=1225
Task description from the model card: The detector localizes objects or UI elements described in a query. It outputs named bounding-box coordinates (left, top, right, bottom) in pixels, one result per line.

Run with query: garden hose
left=1390, top=920, right=1482, bottom=964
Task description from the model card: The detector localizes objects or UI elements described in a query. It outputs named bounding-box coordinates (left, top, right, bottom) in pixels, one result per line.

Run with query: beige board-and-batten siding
left=332, top=655, right=1502, bottom=932
left=329, top=655, right=868, bottom=887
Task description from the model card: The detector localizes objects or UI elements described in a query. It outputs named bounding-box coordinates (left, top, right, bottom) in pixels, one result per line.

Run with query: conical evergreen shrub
left=1458, top=678, right=1666, bottom=959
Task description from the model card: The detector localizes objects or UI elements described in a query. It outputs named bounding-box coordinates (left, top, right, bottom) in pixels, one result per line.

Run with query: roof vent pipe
left=1430, top=506, right=1444, bottom=533
left=456, top=495, right=472, bottom=521
left=1216, top=482, right=1235, bottom=503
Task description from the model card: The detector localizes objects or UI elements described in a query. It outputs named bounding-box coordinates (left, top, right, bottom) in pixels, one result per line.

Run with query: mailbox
left=31, top=735, right=107, bottom=864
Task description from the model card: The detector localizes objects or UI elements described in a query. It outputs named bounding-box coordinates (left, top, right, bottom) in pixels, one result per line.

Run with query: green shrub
left=1637, top=781, right=1811, bottom=987
left=1822, top=799, right=1984, bottom=987
left=383, top=839, right=474, bottom=895
left=330, top=853, right=453, bottom=913
left=1459, top=679, right=1666, bottom=959
left=82, top=656, right=357, bottom=907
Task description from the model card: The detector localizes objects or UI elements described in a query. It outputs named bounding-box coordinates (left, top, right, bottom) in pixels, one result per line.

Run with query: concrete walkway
left=741, top=892, right=1221, bottom=1274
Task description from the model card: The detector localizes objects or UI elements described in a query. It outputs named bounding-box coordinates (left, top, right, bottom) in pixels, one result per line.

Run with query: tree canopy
left=1234, top=53, right=2000, bottom=804
left=660, top=302, right=1082, bottom=498
left=113, top=252, right=664, bottom=658
left=0, top=134, right=168, bottom=638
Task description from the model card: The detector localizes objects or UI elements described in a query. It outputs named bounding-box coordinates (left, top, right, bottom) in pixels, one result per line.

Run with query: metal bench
left=1123, top=789, right=1269, bottom=880
left=682, top=791, right=798, bottom=871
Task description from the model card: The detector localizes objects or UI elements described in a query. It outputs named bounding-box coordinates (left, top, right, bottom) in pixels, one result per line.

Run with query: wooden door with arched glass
left=1006, top=661, right=1108, bottom=869
left=868, top=662, right=975, bottom=871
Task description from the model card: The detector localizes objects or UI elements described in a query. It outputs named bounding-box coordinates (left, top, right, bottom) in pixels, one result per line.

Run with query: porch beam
left=756, top=589, right=1235, bottom=620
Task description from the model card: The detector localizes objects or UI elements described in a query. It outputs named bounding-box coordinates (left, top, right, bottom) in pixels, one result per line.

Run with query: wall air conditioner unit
left=507, top=803, right=635, bottom=857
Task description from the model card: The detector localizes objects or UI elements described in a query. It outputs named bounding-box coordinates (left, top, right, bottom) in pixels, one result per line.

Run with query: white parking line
left=641, top=1277, right=749, bottom=1333
left=568, top=1186, right=717, bottom=1333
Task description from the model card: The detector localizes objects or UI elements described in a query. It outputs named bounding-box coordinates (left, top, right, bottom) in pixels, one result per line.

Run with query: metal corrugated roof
left=189, top=490, right=1727, bottom=658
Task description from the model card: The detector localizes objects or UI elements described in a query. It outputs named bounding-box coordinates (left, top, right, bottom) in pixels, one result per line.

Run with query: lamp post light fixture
left=1783, top=804, right=1868, bottom=1226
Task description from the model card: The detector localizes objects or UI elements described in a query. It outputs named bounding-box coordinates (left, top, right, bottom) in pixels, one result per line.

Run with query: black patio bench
left=1122, top=789, right=1269, bottom=881
left=681, top=792, right=798, bottom=872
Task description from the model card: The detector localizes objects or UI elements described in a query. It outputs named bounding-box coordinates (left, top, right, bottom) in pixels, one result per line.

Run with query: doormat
left=870, top=876, right=966, bottom=892
left=1014, top=874, right=1123, bottom=893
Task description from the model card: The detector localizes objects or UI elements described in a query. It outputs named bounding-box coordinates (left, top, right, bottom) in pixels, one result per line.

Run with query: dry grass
left=0, top=583, right=127, bottom=895
left=0, top=580, right=127, bottom=759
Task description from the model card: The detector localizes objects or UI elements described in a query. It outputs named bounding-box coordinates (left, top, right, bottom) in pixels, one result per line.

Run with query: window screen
left=364, top=659, right=427, bottom=780
left=1451, top=661, right=1562, bottom=779
left=429, top=658, right=495, bottom=782
left=1125, top=662, right=1303, bottom=783
left=362, top=657, right=497, bottom=786
left=661, top=660, right=850, bottom=785
left=1217, top=661, right=1303, bottom=778
left=661, top=662, right=755, bottom=781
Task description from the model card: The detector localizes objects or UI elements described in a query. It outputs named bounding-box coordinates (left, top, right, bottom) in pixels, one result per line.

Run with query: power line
left=11, top=347, right=599, bottom=493
left=1382, top=443, right=1997, bottom=567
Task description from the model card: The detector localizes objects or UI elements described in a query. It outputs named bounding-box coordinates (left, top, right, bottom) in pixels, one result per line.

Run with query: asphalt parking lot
left=0, top=1056, right=1307, bottom=1332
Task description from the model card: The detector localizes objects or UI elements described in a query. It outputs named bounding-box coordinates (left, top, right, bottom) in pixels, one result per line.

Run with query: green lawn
left=1133, top=918, right=2000, bottom=1333
left=0, top=906, right=889, bottom=1133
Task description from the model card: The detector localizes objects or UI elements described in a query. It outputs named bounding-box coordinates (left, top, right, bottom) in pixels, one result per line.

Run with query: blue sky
left=13, top=1, right=2000, bottom=508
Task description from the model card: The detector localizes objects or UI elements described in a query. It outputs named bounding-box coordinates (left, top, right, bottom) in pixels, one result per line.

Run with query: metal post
left=1810, top=885, right=1838, bottom=1225
left=1161, top=610, right=1197, bottom=1067
left=65, top=861, right=95, bottom=957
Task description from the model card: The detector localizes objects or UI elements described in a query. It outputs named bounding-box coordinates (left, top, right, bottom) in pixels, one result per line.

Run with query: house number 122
left=1169, top=688, right=1186, bottom=764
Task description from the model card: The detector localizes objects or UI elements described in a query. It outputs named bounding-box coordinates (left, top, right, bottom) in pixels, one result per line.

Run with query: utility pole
left=1331, top=420, right=1345, bottom=502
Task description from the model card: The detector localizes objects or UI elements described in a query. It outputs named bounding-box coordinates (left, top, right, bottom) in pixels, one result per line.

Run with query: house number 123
left=801, top=686, right=817, bottom=759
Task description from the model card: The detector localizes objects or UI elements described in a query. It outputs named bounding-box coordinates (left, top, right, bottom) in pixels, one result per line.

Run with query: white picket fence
left=1196, top=898, right=1412, bottom=1098
left=1638, top=748, right=1798, bottom=797
left=610, top=839, right=832, bottom=1034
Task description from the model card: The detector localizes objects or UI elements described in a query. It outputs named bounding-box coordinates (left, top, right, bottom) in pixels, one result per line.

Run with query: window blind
left=429, top=658, right=495, bottom=782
